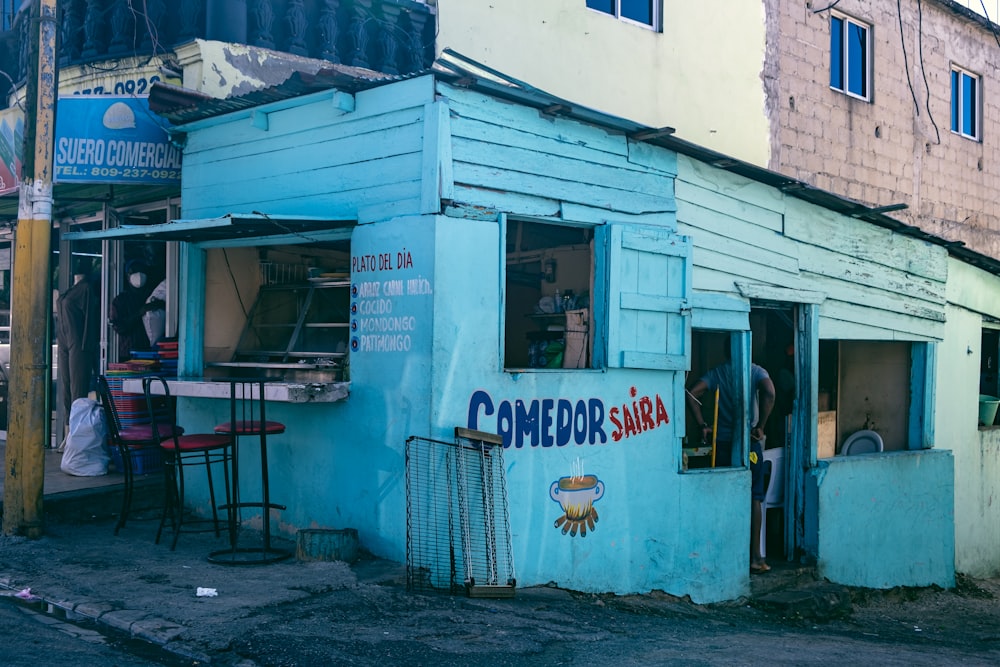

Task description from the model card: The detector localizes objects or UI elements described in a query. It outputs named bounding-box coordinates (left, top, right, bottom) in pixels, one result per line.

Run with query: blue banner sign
left=55, top=96, right=180, bottom=185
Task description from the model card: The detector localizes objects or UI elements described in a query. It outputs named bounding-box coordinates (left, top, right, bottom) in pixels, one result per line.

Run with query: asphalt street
left=1, top=514, right=999, bottom=666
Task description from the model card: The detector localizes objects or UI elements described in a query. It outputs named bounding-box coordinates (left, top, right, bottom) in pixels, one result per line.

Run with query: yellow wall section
left=436, top=0, right=770, bottom=166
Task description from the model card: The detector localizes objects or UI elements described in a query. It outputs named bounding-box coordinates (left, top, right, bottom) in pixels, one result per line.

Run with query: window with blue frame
left=1, top=0, right=15, bottom=32
left=820, top=340, right=935, bottom=452
left=586, top=0, right=660, bottom=30
left=951, top=66, right=980, bottom=141
left=502, top=218, right=690, bottom=372
left=830, top=12, right=870, bottom=100
left=504, top=219, right=597, bottom=370
left=980, top=328, right=1000, bottom=426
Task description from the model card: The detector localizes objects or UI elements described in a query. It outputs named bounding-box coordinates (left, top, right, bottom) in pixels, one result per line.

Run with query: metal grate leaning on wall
left=405, top=427, right=516, bottom=598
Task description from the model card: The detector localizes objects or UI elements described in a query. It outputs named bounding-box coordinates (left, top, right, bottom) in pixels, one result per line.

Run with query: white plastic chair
left=760, top=447, right=785, bottom=559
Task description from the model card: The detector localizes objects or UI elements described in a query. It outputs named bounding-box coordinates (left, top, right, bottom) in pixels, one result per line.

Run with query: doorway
left=750, top=304, right=796, bottom=561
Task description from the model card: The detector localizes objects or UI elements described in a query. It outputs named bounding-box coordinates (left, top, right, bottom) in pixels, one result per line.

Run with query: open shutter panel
left=606, top=224, right=692, bottom=370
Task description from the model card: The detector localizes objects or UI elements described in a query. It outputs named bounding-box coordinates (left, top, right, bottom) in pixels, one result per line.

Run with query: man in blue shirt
left=686, top=351, right=776, bottom=573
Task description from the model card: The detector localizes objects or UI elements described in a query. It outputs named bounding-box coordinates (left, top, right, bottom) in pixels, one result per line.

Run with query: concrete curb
left=1, top=577, right=227, bottom=663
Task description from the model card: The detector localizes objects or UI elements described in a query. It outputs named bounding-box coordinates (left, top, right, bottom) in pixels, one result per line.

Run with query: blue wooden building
left=69, top=61, right=960, bottom=602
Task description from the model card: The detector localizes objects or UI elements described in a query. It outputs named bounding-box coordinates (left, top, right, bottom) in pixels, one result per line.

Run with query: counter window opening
left=979, top=326, right=1000, bottom=428
left=504, top=219, right=595, bottom=370
left=818, top=340, right=935, bottom=456
left=202, top=240, right=351, bottom=382
left=685, top=330, right=750, bottom=470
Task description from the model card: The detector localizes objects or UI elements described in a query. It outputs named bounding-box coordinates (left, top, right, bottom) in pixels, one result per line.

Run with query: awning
left=62, top=212, right=356, bottom=244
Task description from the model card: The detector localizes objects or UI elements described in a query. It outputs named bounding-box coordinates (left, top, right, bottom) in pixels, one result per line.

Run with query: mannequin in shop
left=56, top=257, right=100, bottom=417
left=110, top=260, right=153, bottom=360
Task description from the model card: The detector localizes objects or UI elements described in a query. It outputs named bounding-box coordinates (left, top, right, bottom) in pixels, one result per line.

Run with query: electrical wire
left=916, top=0, right=941, bottom=144
left=222, top=247, right=249, bottom=321
left=979, top=0, right=1000, bottom=49
left=810, top=1, right=842, bottom=13
left=251, top=210, right=325, bottom=245
left=897, top=0, right=921, bottom=117
left=0, top=66, right=23, bottom=111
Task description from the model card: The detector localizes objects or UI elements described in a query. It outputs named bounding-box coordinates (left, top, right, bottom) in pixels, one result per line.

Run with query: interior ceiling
left=0, top=183, right=181, bottom=226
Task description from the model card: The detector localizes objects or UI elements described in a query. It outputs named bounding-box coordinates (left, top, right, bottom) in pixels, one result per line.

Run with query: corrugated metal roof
left=148, top=50, right=1000, bottom=277
left=149, top=66, right=410, bottom=125
left=62, top=213, right=355, bottom=243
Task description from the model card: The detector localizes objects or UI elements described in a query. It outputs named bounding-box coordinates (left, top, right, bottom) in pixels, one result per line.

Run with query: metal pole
left=3, top=0, right=58, bottom=538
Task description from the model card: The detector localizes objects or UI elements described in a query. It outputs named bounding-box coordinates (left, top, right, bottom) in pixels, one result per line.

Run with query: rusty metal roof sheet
left=149, top=66, right=408, bottom=125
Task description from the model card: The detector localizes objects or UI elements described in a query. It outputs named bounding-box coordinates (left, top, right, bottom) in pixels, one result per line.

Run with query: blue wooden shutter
left=605, top=224, right=691, bottom=370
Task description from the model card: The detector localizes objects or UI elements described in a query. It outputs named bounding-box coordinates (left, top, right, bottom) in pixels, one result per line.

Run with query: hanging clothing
left=56, top=277, right=100, bottom=415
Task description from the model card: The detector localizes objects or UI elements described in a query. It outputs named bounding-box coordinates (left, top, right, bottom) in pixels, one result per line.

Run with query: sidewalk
left=0, top=510, right=831, bottom=665
left=0, top=511, right=394, bottom=662
left=2, top=446, right=999, bottom=665
left=0, top=445, right=410, bottom=662
left=0, top=457, right=819, bottom=664
left=0, top=440, right=163, bottom=525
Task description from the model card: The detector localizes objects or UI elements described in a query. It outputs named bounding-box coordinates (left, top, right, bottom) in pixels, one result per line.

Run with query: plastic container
left=110, top=445, right=164, bottom=476
left=979, top=394, right=1000, bottom=426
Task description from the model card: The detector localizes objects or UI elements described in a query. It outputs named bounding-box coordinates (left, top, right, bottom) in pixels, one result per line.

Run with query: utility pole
left=3, top=0, right=58, bottom=538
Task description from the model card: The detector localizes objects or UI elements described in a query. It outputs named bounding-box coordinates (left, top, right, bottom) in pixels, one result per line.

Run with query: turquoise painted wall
left=426, top=213, right=745, bottom=599
left=178, top=76, right=438, bottom=222
left=812, top=451, right=955, bottom=588
left=176, top=215, right=437, bottom=561
left=166, top=72, right=959, bottom=600
left=676, top=153, right=954, bottom=589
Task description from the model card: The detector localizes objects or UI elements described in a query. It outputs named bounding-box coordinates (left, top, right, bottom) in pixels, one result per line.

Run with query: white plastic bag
left=143, top=279, right=167, bottom=347
left=60, top=397, right=110, bottom=476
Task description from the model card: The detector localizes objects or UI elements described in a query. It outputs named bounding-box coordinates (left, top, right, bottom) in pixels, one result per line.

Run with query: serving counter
left=121, top=378, right=350, bottom=403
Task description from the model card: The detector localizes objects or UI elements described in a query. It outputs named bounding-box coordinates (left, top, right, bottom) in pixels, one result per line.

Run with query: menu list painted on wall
left=350, top=248, right=431, bottom=353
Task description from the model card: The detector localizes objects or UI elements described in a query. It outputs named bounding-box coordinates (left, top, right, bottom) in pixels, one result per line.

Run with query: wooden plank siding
left=676, top=155, right=947, bottom=340
left=180, top=91, right=430, bottom=222
left=443, top=84, right=677, bottom=220
left=783, top=198, right=947, bottom=284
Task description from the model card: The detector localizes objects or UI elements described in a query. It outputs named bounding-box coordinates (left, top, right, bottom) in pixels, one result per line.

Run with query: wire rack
left=405, top=428, right=516, bottom=597
left=258, top=261, right=308, bottom=286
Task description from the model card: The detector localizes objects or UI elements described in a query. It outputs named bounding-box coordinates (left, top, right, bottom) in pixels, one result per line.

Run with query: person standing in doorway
left=110, top=260, right=153, bottom=361
left=686, top=347, right=776, bottom=573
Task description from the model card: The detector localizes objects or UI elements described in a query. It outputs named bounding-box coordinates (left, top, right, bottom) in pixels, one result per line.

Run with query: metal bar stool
left=208, top=378, right=292, bottom=565
left=98, top=374, right=184, bottom=535
left=144, top=376, right=233, bottom=551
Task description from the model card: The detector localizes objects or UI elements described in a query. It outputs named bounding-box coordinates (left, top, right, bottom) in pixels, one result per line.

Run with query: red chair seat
left=214, top=420, right=286, bottom=435
left=159, top=434, right=232, bottom=452
left=120, top=423, right=185, bottom=443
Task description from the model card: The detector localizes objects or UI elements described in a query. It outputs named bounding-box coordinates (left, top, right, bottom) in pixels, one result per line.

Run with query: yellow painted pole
left=3, top=0, right=58, bottom=538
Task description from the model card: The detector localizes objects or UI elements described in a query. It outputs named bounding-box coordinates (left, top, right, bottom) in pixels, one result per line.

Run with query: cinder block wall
left=766, top=0, right=1000, bottom=258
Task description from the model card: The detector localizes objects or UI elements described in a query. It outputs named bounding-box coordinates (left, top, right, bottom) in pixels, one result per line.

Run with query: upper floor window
left=830, top=12, right=871, bottom=100
left=1, top=1, right=15, bottom=32
left=586, top=0, right=661, bottom=30
left=951, top=66, right=981, bottom=141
